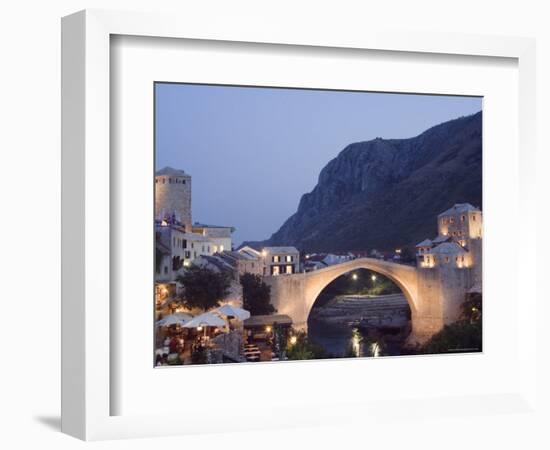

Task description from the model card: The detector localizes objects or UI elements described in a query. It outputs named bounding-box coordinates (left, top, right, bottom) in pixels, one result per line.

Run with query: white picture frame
left=61, top=9, right=537, bottom=441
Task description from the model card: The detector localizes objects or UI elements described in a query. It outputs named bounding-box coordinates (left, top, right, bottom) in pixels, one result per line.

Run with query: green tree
left=286, top=330, right=327, bottom=360
left=461, top=292, right=482, bottom=323
left=421, top=293, right=483, bottom=354
left=176, top=266, right=231, bottom=311
left=240, top=273, right=275, bottom=315
left=421, top=321, right=482, bottom=354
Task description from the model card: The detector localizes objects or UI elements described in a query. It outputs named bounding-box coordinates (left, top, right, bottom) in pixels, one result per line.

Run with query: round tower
left=155, top=167, right=192, bottom=230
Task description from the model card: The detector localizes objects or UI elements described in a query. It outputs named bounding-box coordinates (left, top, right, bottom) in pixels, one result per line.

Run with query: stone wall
left=155, top=174, right=192, bottom=229
left=210, top=330, right=245, bottom=362
left=267, top=257, right=478, bottom=345
left=265, top=273, right=308, bottom=329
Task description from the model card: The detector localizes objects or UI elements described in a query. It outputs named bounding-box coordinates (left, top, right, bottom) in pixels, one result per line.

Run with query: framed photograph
left=62, top=9, right=537, bottom=440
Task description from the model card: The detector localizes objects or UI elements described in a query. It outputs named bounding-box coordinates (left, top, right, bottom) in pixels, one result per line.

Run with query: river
left=307, top=293, right=411, bottom=358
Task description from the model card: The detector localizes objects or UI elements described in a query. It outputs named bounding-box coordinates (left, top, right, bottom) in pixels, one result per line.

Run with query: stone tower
left=155, top=167, right=192, bottom=230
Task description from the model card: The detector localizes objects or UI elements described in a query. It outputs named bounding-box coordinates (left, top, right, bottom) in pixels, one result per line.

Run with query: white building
left=218, top=250, right=263, bottom=277
left=416, top=203, right=482, bottom=271
left=261, top=246, right=300, bottom=276
left=192, top=222, right=234, bottom=254
left=238, top=245, right=301, bottom=276
left=154, top=167, right=235, bottom=283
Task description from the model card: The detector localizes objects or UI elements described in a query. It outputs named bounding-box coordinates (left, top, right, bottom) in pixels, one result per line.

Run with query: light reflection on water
left=308, top=320, right=374, bottom=358
left=308, top=320, right=400, bottom=358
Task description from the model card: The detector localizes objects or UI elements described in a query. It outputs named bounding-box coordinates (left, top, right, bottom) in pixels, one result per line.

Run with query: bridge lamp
left=371, top=274, right=377, bottom=282
left=352, top=273, right=358, bottom=281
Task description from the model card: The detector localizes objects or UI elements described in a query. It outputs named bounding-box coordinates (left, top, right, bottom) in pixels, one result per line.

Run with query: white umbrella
left=156, top=313, right=192, bottom=327
left=215, top=304, right=251, bottom=321
left=182, top=312, right=226, bottom=329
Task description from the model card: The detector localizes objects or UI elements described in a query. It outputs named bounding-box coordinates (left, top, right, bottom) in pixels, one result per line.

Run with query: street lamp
left=371, top=274, right=377, bottom=282
left=352, top=273, right=358, bottom=281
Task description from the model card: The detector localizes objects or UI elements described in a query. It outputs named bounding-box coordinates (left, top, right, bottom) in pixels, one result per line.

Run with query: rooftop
left=263, top=246, right=300, bottom=254
left=430, top=242, right=467, bottom=255
left=238, top=246, right=262, bottom=257
left=194, top=255, right=234, bottom=272
left=155, top=166, right=188, bottom=177
left=221, top=250, right=259, bottom=261
left=415, top=239, right=433, bottom=247
left=193, top=222, right=235, bottom=231
left=438, top=203, right=480, bottom=217
left=432, top=234, right=451, bottom=244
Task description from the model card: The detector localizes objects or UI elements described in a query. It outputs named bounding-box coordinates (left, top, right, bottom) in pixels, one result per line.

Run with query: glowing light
left=161, top=220, right=168, bottom=227
left=183, top=260, right=190, bottom=267
left=265, top=326, right=272, bottom=333
left=261, top=250, right=267, bottom=257
left=351, top=330, right=361, bottom=357
left=371, top=275, right=377, bottom=282
left=220, top=245, right=224, bottom=252
left=197, top=326, right=203, bottom=331
left=395, top=249, right=402, bottom=254
left=289, top=336, right=297, bottom=345
left=371, top=342, right=380, bottom=357
left=352, top=273, right=358, bottom=280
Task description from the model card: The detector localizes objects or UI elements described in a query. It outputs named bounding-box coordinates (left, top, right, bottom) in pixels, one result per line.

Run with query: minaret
left=155, top=167, right=192, bottom=230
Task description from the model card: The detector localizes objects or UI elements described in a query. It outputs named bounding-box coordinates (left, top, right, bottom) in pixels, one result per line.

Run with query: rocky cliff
left=253, top=111, right=482, bottom=253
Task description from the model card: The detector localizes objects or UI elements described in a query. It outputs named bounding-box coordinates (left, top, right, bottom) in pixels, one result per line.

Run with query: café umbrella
left=183, top=312, right=227, bottom=340
left=155, top=313, right=192, bottom=327
left=215, top=304, right=251, bottom=321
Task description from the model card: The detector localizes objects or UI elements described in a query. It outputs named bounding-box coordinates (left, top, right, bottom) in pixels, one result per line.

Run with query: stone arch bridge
left=265, top=257, right=475, bottom=343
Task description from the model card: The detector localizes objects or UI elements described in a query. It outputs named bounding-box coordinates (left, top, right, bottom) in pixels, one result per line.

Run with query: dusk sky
left=155, top=83, right=482, bottom=246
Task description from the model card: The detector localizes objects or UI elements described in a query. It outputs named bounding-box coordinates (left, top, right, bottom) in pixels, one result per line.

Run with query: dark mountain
left=248, top=111, right=482, bottom=253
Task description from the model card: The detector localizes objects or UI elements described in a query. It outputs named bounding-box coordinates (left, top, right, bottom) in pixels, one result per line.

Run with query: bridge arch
left=302, top=258, right=419, bottom=328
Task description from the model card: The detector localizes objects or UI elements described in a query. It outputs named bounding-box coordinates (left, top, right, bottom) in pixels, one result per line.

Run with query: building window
left=182, top=179, right=186, bottom=184
left=162, top=178, right=165, bottom=184
left=472, top=214, right=476, bottom=221
left=461, top=215, right=466, bottom=222
left=220, top=245, right=224, bottom=252
left=450, top=217, right=455, bottom=224
left=285, top=265, right=293, bottom=274
left=445, top=256, right=450, bottom=263
left=163, top=266, right=168, bottom=274
left=273, top=255, right=280, bottom=263
left=185, top=251, right=190, bottom=258
left=272, top=266, right=280, bottom=276
left=285, top=255, right=293, bottom=262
